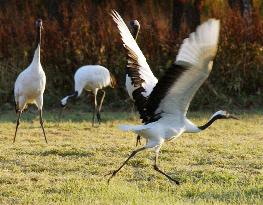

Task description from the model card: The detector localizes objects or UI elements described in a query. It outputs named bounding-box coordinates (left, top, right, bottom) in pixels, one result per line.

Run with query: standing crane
left=60, top=65, right=116, bottom=126
left=14, top=19, right=47, bottom=143
left=109, top=10, right=237, bottom=184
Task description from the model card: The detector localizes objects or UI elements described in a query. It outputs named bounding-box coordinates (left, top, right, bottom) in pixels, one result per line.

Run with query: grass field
left=0, top=109, right=262, bottom=205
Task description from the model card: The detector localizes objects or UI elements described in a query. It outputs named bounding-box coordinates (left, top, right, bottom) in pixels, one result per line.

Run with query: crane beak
left=228, top=114, right=239, bottom=120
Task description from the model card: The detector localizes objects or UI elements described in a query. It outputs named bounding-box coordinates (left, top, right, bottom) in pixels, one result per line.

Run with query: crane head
left=130, top=20, right=140, bottom=39
left=210, top=110, right=238, bottom=120
left=35, top=19, right=43, bottom=30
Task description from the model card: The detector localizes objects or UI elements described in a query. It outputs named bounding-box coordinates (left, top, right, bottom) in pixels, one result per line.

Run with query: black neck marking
left=34, top=26, right=41, bottom=50
left=132, top=27, right=139, bottom=41
left=130, top=20, right=140, bottom=41
left=198, top=114, right=225, bottom=130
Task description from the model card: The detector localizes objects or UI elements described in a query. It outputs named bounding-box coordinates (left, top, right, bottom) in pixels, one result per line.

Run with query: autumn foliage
left=0, top=0, right=262, bottom=110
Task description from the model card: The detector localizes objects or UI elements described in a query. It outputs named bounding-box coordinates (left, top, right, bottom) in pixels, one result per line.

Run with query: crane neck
left=185, top=119, right=201, bottom=133
left=185, top=114, right=225, bottom=133
left=34, top=26, right=41, bottom=50
left=132, top=27, right=140, bottom=41
left=32, top=45, right=40, bottom=64
left=32, top=27, right=41, bottom=66
left=198, top=114, right=222, bottom=130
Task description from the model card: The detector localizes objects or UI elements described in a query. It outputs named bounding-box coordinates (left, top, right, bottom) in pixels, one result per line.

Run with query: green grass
left=0, top=109, right=262, bottom=205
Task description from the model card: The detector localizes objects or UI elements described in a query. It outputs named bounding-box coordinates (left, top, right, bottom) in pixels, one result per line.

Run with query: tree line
left=0, top=0, right=262, bottom=110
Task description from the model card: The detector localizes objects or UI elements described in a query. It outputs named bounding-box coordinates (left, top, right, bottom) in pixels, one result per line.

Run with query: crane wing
left=111, top=10, right=158, bottom=121
left=146, top=19, right=220, bottom=118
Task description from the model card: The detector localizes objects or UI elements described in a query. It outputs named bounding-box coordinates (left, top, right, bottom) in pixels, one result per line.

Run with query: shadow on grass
left=17, top=148, right=95, bottom=157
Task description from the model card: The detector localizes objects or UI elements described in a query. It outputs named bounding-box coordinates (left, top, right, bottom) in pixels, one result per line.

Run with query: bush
left=0, top=0, right=262, bottom=110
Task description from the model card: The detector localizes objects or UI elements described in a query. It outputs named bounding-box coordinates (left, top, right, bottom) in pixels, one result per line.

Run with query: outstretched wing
left=111, top=10, right=158, bottom=121
left=145, top=19, right=220, bottom=119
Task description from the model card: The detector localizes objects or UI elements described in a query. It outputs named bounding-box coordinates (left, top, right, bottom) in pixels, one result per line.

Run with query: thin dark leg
left=153, top=151, right=179, bottom=185
left=92, top=93, right=97, bottom=127
left=97, top=90, right=105, bottom=124
left=58, top=107, right=64, bottom=121
left=107, top=147, right=146, bottom=183
left=39, top=109, right=48, bottom=143
left=13, top=111, right=22, bottom=143
left=136, top=135, right=141, bottom=146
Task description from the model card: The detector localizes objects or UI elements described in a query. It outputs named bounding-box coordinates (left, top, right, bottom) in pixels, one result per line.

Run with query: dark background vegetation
left=0, top=0, right=262, bottom=111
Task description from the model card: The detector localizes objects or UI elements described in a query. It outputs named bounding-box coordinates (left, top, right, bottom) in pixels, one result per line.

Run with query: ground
left=0, top=109, right=262, bottom=205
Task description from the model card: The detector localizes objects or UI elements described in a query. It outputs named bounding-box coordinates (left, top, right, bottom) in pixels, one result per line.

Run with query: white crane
left=60, top=65, right=116, bottom=126
left=109, top=11, right=237, bottom=184
left=14, top=19, right=47, bottom=143
left=128, top=19, right=157, bottom=146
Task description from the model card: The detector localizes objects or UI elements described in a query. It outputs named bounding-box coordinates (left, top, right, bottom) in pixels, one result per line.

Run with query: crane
left=14, top=19, right=47, bottom=143
left=109, top=10, right=237, bottom=184
left=60, top=65, right=116, bottom=126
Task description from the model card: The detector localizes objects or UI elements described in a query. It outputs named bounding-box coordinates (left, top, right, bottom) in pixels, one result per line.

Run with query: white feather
left=157, top=19, right=220, bottom=116
left=107, top=18, right=232, bottom=184
left=111, top=10, right=157, bottom=99
left=60, top=65, right=113, bottom=109
left=74, top=65, right=111, bottom=95
left=14, top=45, right=46, bottom=110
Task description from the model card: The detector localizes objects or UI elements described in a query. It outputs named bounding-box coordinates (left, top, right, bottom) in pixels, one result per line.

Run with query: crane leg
left=13, top=111, right=22, bottom=143
left=107, top=147, right=146, bottom=183
left=136, top=135, right=141, bottom=146
left=39, top=109, right=48, bottom=143
left=92, top=93, right=97, bottom=127
left=97, top=90, right=105, bottom=124
left=153, top=150, right=179, bottom=185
